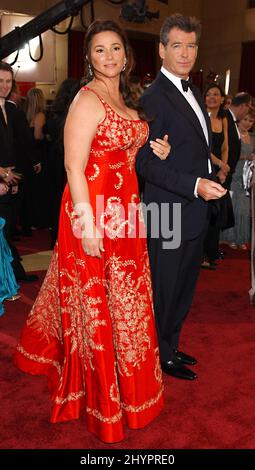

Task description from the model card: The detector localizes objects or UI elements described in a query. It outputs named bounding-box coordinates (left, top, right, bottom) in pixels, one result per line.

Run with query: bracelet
left=3, top=169, right=9, bottom=179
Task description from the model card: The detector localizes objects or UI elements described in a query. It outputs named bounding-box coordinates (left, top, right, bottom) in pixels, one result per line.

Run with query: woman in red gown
left=14, top=20, right=170, bottom=443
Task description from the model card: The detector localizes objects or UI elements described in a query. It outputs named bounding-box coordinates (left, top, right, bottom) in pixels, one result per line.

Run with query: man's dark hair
left=231, top=92, right=251, bottom=107
left=160, top=13, right=201, bottom=46
left=0, top=61, right=14, bottom=78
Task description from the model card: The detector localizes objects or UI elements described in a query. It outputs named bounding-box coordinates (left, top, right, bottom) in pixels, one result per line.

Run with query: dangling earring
left=122, top=58, right=127, bottom=72
left=88, top=63, right=93, bottom=77
left=86, top=55, right=93, bottom=77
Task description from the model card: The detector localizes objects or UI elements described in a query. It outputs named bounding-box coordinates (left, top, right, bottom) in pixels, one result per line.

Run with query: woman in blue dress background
left=0, top=181, right=20, bottom=315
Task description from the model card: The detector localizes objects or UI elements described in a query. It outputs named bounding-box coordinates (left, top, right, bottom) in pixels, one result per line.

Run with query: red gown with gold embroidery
left=14, top=87, right=164, bottom=443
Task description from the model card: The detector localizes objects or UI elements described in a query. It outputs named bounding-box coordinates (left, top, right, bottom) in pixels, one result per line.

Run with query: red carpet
left=1, top=232, right=255, bottom=449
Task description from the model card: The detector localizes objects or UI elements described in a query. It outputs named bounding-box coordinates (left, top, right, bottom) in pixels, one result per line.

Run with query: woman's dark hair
left=203, top=83, right=226, bottom=119
left=47, top=78, right=81, bottom=148
left=83, top=19, right=146, bottom=119
left=51, top=78, right=80, bottom=116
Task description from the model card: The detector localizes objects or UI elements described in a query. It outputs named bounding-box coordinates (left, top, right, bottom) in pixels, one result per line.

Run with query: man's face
left=236, top=101, right=252, bottom=121
left=0, top=70, right=13, bottom=99
left=159, top=27, right=198, bottom=79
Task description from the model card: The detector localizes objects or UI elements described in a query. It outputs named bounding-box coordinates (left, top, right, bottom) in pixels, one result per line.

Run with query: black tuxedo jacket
left=5, top=101, right=39, bottom=172
left=0, top=101, right=16, bottom=167
left=136, top=72, right=213, bottom=241
left=225, top=109, right=241, bottom=186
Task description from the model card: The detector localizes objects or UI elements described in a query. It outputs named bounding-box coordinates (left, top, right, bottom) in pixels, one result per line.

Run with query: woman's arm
left=221, top=117, right=229, bottom=165
left=210, top=152, right=222, bottom=168
left=64, top=90, right=105, bottom=257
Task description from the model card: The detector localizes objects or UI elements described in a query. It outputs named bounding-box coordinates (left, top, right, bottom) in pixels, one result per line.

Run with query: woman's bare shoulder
left=69, top=87, right=105, bottom=121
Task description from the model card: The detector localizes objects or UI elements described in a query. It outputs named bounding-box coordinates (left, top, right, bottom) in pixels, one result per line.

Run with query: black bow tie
left=181, top=78, right=193, bottom=92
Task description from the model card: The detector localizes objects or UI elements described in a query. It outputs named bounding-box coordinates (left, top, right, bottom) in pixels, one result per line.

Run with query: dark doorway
left=239, top=41, right=255, bottom=96
left=127, top=31, right=158, bottom=82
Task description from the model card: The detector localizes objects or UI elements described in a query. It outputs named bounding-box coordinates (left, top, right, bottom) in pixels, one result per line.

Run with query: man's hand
left=197, top=178, right=227, bottom=201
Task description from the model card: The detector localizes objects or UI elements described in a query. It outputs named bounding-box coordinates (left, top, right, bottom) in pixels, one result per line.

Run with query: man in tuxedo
left=0, top=61, right=38, bottom=282
left=224, top=92, right=252, bottom=188
left=7, top=80, right=42, bottom=236
left=136, top=14, right=226, bottom=380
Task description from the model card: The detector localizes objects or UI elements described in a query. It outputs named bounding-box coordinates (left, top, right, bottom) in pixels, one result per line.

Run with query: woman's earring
left=88, top=63, right=93, bottom=77
left=122, top=58, right=127, bottom=72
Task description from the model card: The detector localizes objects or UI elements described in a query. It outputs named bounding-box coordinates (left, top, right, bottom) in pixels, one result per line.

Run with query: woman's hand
left=220, top=162, right=230, bottom=175
left=150, top=134, right=171, bottom=160
left=81, top=224, right=105, bottom=258
left=3, top=167, right=21, bottom=185
left=0, top=182, right=9, bottom=196
left=217, top=169, right=226, bottom=184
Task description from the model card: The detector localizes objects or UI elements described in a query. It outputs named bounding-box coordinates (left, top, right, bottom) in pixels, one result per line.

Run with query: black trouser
left=147, top=231, right=205, bottom=362
left=203, top=220, right=220, bottom=262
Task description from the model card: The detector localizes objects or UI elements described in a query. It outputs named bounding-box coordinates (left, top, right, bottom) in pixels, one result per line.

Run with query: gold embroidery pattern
left=27, top=248, right=62, bottom=342
left=110, top=367, right=120, bottom=404
left=100, top=196, right=130, bottom=239
left=87, top=93, right=148, bottom=169
left=114, top=172, right=123, bottom=190
left=154, top=347, right=163, bottom=383
left=60, top=254, right=107, bottom=371
left=86, top=407, right=123, bottom=424
left=141, top=251, right=154, bottom=306
left=55, top=391, right=85, bottom=405
left=105, top=255, right=151, bottom=376
left=122, top=386, right=164, bottom=413
left=87, top=163, right=100, bottom=181
left=109, top=162, right=125, bottom=170
left=16, top=344, right=62, bottom=376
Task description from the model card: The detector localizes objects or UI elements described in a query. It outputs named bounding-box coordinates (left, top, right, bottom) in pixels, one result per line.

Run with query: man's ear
left=159, top=42, right=165, bottom=60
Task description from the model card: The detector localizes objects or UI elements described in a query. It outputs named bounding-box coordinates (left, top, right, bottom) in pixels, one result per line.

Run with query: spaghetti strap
left=82, top=85, right=108, bottom=108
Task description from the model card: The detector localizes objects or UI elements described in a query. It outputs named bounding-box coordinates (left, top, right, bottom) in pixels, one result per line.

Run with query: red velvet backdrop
left=239, top=41, right=255, bottom=96
left=16, top=82, right=35, bottom=97
left=68, top=30, right=85, bottom=81
left=128, top=36, right=157, bottom=81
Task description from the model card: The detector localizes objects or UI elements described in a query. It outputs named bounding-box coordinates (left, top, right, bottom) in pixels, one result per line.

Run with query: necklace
left=240, top=131, right=249, bottom=137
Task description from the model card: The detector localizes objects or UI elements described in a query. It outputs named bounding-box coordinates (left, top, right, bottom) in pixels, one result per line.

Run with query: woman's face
left=89, top=31, right=126, bottom=79
left=205, top=87, right=224, bottom=110
left=239, top=114, right=255, bottom=132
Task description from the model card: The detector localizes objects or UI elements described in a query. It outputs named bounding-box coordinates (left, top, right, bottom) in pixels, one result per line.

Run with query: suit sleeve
left=136, top=93, right=197, bottom=201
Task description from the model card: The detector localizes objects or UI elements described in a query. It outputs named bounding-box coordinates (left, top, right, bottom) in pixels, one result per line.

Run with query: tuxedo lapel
left=158, top=73, right=210, bottom=149
left=192, top=85, right=212, bottom=149
left=0, top=107, right=7, bottom=127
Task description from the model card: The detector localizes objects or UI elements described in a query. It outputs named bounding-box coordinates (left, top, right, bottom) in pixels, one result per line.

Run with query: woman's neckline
left=84, top=85, right=141, bottom=122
